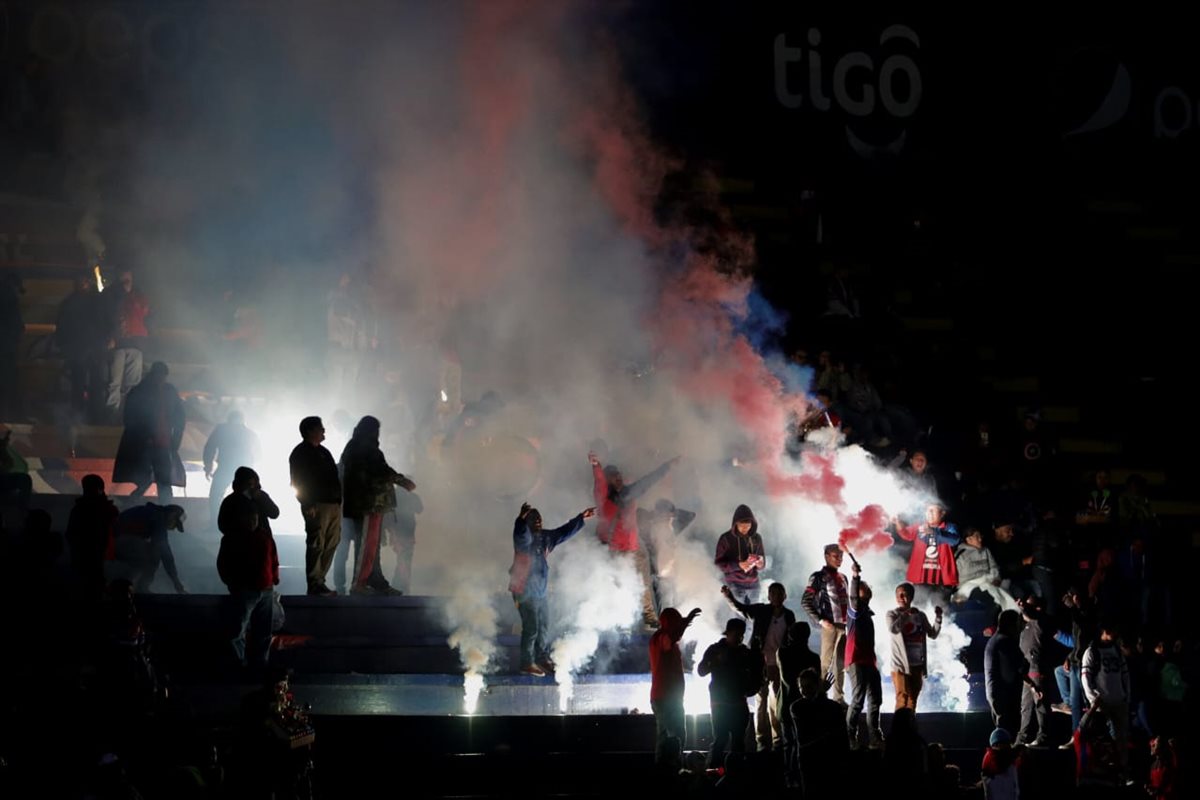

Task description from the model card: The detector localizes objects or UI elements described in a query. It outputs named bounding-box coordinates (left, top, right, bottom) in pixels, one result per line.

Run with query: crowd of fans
left=0, top=263, right=1195, bottom=799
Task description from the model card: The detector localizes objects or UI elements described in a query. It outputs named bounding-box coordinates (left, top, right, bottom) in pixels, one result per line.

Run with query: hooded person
left=648, top=605, right=701, bottom=765
left=589, top=450, right=679, bottom=627
left=508, top=502, right=594, bottom=676
left=714, top=504, right=766, bottom=603
left=340, top=415, right=416, bottom=596
left=217, top=480, right=280, bottom=675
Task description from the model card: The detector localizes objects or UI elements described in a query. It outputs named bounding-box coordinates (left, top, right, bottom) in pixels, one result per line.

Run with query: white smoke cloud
left=549, top=536, right=641, bottom=711
left=57, top=0, right=976, bottom=713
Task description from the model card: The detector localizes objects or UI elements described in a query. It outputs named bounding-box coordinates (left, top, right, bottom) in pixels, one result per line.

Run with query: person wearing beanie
left=801, top=544, right=851, bottom=702
left=648, top=605, right=701, bottom=765
left=508, top=502, right=594, bottom=677
left=981, top=727, right=1023, bottom=800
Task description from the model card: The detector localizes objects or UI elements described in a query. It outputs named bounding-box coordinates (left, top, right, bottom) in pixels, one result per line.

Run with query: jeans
left=707, top=701, right=749, bottom=769
left=652, top=697, right=686, bottom=764
left=755, top=665, right=782, bottom=749
left=227, top=588, right=274, bottom=673
left=513, top=592, right=549, bottom=668
left=847, top=663, right=883, bottom=746
left=1054, top=663, right=1083, bottom=732
left=105, top=346, right=143, bottom=411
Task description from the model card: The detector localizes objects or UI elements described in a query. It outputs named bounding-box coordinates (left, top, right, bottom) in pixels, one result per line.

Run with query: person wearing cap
left=698, top=617, right=759, bottom=769
left=112, top=361, right=186, bottom=501
left=109, top=502, right=188, bottom=593
left=894, top=502, right=961, bottom=603
left=801, top=544, right=850, bottom=703
left=714, top=504, right=766, bottom=603
left=508, top=501, right=594, bottom=676
left=589, top=450, right=679, bottom=627
left=980, top=727, right=1023, bottom=800
left=721, top=581, right=795, bottom=751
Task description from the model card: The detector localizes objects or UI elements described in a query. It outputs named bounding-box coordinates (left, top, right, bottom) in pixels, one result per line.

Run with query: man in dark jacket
left=66, top=474, right=120, bottom=602
left=110, top=502, right=187, bottom=593
left=289, top=416, right=342, bottom=596
left=721, top=581, right=795, bottom=751
left=698, top=617, right=759, bottom=769
left=112, top=362, right=185, bottom=501
left=649, top=605, right=701, bottom=764
left=217, top=489, right=279, bottom=675
left=985, top=609, right=1038, bottom=737
left=801, top=543, right=850, bottom=703
left=846, top=561, right=883, bottom=749
left=1017, top=594, right=1055, bottom=746
left=340, top=416, right=415, bottom=596
left=714, top=504, right=766, bottom=602
left=508, top=502, right=593, bottom=675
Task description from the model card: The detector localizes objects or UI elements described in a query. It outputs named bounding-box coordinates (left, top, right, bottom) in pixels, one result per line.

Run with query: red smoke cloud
left=838, top=504, right=894, bottom=556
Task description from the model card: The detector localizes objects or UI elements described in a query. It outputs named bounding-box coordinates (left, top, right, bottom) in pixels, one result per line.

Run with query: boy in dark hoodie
left=721, top=581, right=795, bottom=751
left=846, top=561, right=884, bottom=749
left=649, top=605, right=702, bottom=765
left=714, top=505, right=766, bottom=602
left=66, top=474, right=120, bottom=602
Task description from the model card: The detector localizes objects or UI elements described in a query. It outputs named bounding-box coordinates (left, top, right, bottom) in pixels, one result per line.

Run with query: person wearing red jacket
left=649, top=606, right=701, bottom=765
left=218, top=472, right=280, bottom=676
left=589, top=450, right=678, bottom=627
left=894, top=503, right=961, bottom=602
